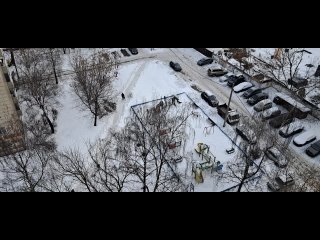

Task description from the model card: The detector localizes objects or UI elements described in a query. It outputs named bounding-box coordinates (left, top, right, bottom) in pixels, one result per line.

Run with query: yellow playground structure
left=192, top=143, right=223, bottom=184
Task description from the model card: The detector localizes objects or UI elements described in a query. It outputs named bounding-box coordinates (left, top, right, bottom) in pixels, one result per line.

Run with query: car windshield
left=230, top=113, right=239, bottom=120
left=311, top=142, right=320, bottom=151
left=247, top=89, right=254, bottom=94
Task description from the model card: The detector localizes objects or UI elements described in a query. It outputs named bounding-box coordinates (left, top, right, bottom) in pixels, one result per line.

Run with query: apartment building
left=0, top=48, right=25, bottom=157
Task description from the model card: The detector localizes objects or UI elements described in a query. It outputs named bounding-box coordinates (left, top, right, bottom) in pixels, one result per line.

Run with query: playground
left=131, top=93, right=242, bottom=192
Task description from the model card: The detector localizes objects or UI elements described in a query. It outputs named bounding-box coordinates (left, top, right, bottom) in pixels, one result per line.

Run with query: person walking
left=121, top=93, right=126, bottom=100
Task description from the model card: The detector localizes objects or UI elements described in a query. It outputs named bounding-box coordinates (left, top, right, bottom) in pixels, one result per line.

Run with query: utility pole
left=223, top=83, right=234, bottom=127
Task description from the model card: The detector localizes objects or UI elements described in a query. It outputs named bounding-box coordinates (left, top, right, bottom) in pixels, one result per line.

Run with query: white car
left=265, top=147, right=288, bottom=168
left=262, top=107, right=281, bottom=120
left=293, top=131, right=317, bottom=147
left=253, top=99, right=273, bottom=112
left=279, top=122, right=304, bottom=138
left=234, top=82, right=253, bottom=93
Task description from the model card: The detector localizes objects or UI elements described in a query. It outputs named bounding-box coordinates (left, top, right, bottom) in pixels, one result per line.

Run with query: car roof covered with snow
left=294, top=131, right=316, bottom=145
left=234, top=82, right=253, bottom=91
left=280, top=122, right=304, bottom=134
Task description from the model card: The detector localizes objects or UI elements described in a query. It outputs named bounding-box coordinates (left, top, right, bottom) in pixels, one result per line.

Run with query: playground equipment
left=192, top=143, right=223, bottom=182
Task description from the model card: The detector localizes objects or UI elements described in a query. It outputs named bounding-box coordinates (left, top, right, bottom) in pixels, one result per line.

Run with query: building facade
left=0, top=48, right=25, bottom=157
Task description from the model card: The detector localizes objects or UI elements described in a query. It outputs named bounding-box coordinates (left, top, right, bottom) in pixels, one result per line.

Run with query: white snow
left=234, top=82, right=253, bottom=93
left=293, top=131, right=317, bottom=146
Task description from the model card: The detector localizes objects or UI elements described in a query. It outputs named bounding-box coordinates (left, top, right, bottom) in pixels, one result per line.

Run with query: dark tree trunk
left=53, top=63, right=58, bottom=84
left=45, top=114, right=55, bottom=134
left=237, top=161, right=250, bottom=192
left=41, top=106, right=55, bottom=134
left=94, top=100, right=98, bottom=127
left=10, top=49, right=20, bottom=80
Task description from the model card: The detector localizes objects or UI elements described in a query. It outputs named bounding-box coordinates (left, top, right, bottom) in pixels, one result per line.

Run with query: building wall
left=0, top=49, right=25, bottom=157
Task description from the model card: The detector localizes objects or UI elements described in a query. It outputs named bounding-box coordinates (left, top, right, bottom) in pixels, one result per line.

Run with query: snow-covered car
left=279, top=122, right=304, bottom=138
left=262, top=107, right=281, bottom=120
left=253, top=99, right=273, bottom=112
left=265, top=147, right=288, bottom=168
left=293, top=131, right=317, bottom=147
left=306, top=140, right=320, bottom=158
left=233, top=82, right=253, bottom=93
left=170, top=61, right=182, bottom=72
left=197, top=58, right=213, bottom=66
left=242, top=87, right=262, bottom=99
left=236, top=125, right=257, bottom=144
left=267, top=175, right=295, bottom=192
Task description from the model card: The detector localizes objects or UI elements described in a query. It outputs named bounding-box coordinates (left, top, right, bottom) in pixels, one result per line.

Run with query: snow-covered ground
left=132, top=93, right=241, bottom=192
left=6, top=47, right=319, bottom=192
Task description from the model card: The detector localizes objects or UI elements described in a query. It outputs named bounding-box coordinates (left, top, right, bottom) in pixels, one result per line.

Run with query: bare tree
left=123, top=100, right=192, bottom=192
left=43, top=48, right=62, bottom=84
left=55, top=139, right=132, bottom=192
left=253, top=48, right=308, bottom=88
left=225, top=116, right=280, bottom=192
left=54, top=97, right=192, bottom=192
left=0, top=113, right=58, bottom=192
left=15, top=48, right=58, bottom=134
left=70, top=50, right=117, bottom=126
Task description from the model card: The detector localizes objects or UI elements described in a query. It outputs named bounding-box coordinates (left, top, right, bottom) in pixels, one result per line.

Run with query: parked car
left=233, top=82, right=253, bottom=93
left=267, top=175, right=295, bottom=192
left=227, top=74, right=245, bottom=87
left=201, top=91, right=219, bottom=107
left=197, top=58, right=213, bottom=66
left=128, top=48, right=138, bottom=55
left=306, top=140, right=320, bottom=158
left=208, top=68, right=228, bottom=77
left=279, top=122, right=304, bottom=138
left=253, top=99, right=273, bottom=112
left=262, top=107, right=281, bottom=120
left=236, top=125, right=257, bottom=144
left=265, top=147, right=288, bottom=168
left=269, top=113, right=295, bottom=129
left=170, top=61, right=182, bottom=72
left=219, top=72, right=234, bottom=83
left=293, top=131, right=317, bottom=147
left=242, top=87, right=263, bottom=99
left=247, top=93, right=269, bottom=106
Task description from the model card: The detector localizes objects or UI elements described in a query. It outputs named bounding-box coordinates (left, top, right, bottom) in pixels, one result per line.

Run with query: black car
left=247, top=93, right=269, bottom=106
left=170, top=61, right=182, bottom=72
left=197, top=58, right=214, bottom=66
left=227, top=74, right=245, bottom=87
left=208, top=68, right=228, bottom=77
left=242, top=87, right=262, bottom=99
left=201, top=92, right=219, bottom=107
left=128, top=48, right=138, bottom=55
left=306, top=140, right=320, bottom=158
left=269, top=113, right=295, bottom=129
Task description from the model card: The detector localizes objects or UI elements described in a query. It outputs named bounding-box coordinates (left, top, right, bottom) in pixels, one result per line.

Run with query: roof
left=275, top=92, right=311, bottom=113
